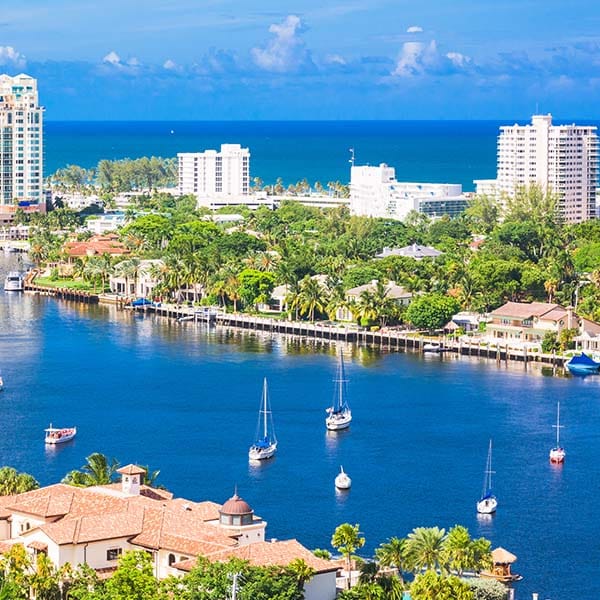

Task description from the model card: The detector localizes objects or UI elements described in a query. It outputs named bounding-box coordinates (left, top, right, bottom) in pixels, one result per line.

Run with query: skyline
left=0, top=1, right=599, bottom=119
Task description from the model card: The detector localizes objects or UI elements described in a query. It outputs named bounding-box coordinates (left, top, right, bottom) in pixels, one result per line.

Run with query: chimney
left=116, top=464, right=146, bottom=496
left=566, top=305, right=574, bottom=330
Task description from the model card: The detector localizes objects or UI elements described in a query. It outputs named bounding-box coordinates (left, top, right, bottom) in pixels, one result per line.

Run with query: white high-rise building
left=350, top=163, right=466, bottom=221
left=0, top=74, right=44, bottom=208
left=495, top=114, right=598, bottom=222
left=178, top=144, right=250, bottom=206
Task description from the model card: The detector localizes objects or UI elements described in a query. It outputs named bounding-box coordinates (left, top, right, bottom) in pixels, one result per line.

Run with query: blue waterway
left=0, top=257, right=598, bottom=599
left=45, top=120, right=505, bottom=191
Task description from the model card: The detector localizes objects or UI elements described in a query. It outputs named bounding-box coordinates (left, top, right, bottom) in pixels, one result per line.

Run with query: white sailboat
left=549, top=402, right=566, bottom=464
left=326, top=354, right=352, bottom=431
left=248, top=378, right=277, bottom=461
left=476, top=439, right=498, bottom=514
left=335, top=466, right=352, bottom=489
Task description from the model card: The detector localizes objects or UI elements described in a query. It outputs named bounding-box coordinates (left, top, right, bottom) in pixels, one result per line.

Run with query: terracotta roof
left=0, top=541, right=15, bottom=553
left=117, top=465, right=147, bottom=476
left=27, top=541, right=48, bottom=551
left=63, top=235, right=129, bottom=257
left=173, top=539, right=338, bottom=574
left=580, top=317, right=600, bottom=337
left=491, top=547, right=517, bottom=564
left=220, top=494, right=253, bottom=515
left=491, top=302, right=566, bottom=320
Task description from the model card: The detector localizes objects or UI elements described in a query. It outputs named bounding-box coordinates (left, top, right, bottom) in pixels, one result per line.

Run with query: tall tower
left=496, top=114, right=599, bottom=223
left=0, top=74, right=44, bottom=209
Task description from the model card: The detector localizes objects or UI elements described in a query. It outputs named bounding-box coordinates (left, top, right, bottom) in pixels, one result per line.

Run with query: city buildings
left=178, top=144, right=250, bottom=208
left=479, top=114, right=599, bottom=223
left=349, top=164, right=467, bottom=221
left=0, top=74, right=44, bottom=216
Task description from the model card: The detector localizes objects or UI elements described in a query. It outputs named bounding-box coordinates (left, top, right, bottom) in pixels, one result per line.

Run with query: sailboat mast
left=338, top=355, right=344, bottom=410
left=263, top=378, right=268, bottom=438
left=553, top=402, right=563, bottom=446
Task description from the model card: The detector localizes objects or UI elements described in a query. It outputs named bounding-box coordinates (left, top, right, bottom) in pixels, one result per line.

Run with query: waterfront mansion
left=0, top=465, right=337, bottom=599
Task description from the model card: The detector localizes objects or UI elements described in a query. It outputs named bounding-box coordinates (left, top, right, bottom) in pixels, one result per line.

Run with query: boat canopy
left=253, top=437, right=271, bottom=449
left=568, top=353, right=600, bottom=367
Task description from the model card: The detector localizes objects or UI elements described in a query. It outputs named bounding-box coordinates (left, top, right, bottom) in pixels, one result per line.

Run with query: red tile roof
left=63, top=235, right=129, bottom=257
left=491, top=302, right=567, bottom=320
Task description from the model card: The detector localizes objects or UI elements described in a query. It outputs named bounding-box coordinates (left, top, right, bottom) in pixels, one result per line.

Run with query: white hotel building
left=0, top=74, right=44, bottom=210
left=350, top=163, right=467, bottom=221
left=178, top=144, right=250, bottom=209
left=477, top=114, right=599, bottom=223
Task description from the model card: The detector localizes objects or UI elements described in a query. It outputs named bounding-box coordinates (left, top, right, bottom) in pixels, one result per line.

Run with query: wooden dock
left=24, top=282, right=99, bottom=304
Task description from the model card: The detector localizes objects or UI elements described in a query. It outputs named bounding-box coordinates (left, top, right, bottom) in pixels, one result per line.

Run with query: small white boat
left=45, top=424, right=77, bottom=445
left=423, top=341, right=443, bottom=353
left=326, top=354, right=352, bottom=431
left=0, top=375, right=4, bottom=391
left=4, top=271, right=24, bottom=292
left=177, top=315, right=194, bottom=322
left=248, top=378, right=277, bottom=461
left=477, top=439, right=498, bottom=514
left=335, top=466, right=351, bottom=489
left=549, top=402, right=566, bottom=464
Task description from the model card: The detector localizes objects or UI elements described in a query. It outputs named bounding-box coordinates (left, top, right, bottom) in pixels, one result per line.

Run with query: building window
left=168, top=553, right=176, bottom=566
left=107, top=548, right=122, bottom=561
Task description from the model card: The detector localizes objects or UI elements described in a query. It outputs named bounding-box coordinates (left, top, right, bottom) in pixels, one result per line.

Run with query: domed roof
left=220, top=493, right=253, bottom=515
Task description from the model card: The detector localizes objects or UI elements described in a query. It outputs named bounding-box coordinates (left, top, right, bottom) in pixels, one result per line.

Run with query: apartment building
left=178, top=144, right=250, bottom=208
left=0, top=74, right=44, bottom=209
left=494, top=114, right=598, bottom=222
left=349, top=163, right=466, bottom=221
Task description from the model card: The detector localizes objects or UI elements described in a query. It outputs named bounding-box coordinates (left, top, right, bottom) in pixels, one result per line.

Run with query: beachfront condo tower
left=178, top=144, right=250, bottom=208
left=492, top=114, right=598, bottom=223
left=0, top=74, right=44, bottom=211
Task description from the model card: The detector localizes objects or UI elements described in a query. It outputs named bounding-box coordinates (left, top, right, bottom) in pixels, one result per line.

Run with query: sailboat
left=549, top=402, right=566, bottom=463
left=476, top=440, right=498, bottom=514
left=248, top=378, right=277, bottom=461
left=335, top=466, right=352, bottom=490
left=326, top=354, right=352, bottom=431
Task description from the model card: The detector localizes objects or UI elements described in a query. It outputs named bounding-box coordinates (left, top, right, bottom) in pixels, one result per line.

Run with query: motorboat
left=45, top=424, right=77, bottom=445
left=423, top=341, right=444, bottom=353
left=335, top=466, right=352, bottom=489
left=566, top=353, right=600, bottom=375
left=4, top=271, right=24, bottom=292
left=549, top=402, right=566, bottom=464
left=477, top=439, right=498, bottom=514
left=0, top=375, right=3, bottom=391
left=131, top=297, right=153, bottom=307
left=248, top=378, right=277, bottom=461
left=326, top=354, right=352, bottom=431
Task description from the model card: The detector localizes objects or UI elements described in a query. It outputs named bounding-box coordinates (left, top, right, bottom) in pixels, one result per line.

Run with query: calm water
left=45, top=120, right=504, bottom=190
left=1, top=256, right=599, bottom=599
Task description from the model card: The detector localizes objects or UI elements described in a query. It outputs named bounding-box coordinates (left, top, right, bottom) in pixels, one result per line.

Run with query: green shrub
left=465, top=577, right=508, bottom=600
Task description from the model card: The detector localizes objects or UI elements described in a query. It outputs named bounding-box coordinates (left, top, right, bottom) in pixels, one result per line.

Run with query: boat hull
left=326, top=411, right=352, bottom=431
left=335, top=474, right=352, bottom=489
left=477, top=496, right=498, bottom=514
left=549, top=447, right=566, bottom=463
left=248, top=443, right=277, bottom=461
left=45, top=427, right=77, bottom=445
left=4, top=272, right=24, bottom=292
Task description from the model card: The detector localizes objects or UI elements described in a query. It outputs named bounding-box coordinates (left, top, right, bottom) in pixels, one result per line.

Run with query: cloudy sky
left=1, top=0, right=599, bottom=120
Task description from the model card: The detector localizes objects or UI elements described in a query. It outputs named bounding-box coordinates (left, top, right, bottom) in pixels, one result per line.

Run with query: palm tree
left=287, top=558, right=315, bottom=589
left=441, top=525, right=472, bottom=576
left=114, top=258, right=141, bottom=297
left=297, top=276, right=325, bottom=322
left=375, top=537, right=408, bottom=584
left=0, top=467, right=39, bottom=495
left=405, top=527, right=447, bottom=574
left=62, top=452, right=119, bottom=487
left=331, top=523, right=365, bottom=589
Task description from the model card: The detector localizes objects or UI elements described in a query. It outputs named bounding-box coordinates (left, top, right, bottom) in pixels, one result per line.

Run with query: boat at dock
left=549, top=402, right=566, bottom=464
left=44, top=424, right=77, bottom=445
left=566, top=352, right=600, bottom=375
left=326, top=354, right=352, bottom=431
left=248, top=378, right=277, bottom=461
left=4, top=271, right=24, bottom=292
left=335, top=466, right=351, bottom=489
left=423, top=341, right=444, bottom=353
left=477, top=440, right=497, bottom=514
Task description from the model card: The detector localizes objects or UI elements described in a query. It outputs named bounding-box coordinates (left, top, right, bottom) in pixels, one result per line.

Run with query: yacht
left=45, top=424, right=77, bottom=445
left=4, top=271, right=24, bottom=292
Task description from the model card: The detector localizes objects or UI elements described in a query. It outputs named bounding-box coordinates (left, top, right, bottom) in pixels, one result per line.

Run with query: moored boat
left=335, top=466, right=351, bottom=489
left=248, top=378, right=277, bottom=461
left=477, top=439, right=498, bottom=514
left=0, top=375, right=3, bottom=391
left=549, top=402, right=566, bottom=464
left=423, top=341, right=444, bottom=353
left=45, top=424, right=77, bottom=445
left=566, top=352, right=600, bottom=375
left=326, top=354, right=352, bottom=431
left=4, top=271, right=24, bottom=292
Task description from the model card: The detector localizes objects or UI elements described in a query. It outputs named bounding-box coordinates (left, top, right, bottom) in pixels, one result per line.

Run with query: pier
left=127, top=302, right=567, bottom=368
left=24, top=282, right=99, bottom=303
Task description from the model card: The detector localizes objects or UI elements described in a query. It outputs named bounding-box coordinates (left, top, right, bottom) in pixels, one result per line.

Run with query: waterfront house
left=63, top=234, right=129, bottom=263
left=336, top=280, right=412, bottom=322
left=109, top=259, right=164, bottom=298
left=375, top=243, right=442, bottom=260
left=444, top=311, right=482, bottom=333
left=487, top=301, right=577, bottom=345
left=574, top=317, right=600, bottom=353
left=0, top=466, right=337, bottom=600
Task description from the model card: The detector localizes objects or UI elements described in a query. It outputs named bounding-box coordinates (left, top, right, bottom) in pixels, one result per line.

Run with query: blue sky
left=1, top=0, right=599, bottom=120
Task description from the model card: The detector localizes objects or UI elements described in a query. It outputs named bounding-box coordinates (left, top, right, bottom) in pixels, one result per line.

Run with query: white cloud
left=102, top=51, right=121, bottom=65
left=251, top=15, right=314, bottom=73
left=324, top=54, right=347, bottom=66
left=393, top=40, right=472, bottom=77
left=447, top=52, right=470, bottom=68
left=406, top=25, right=423, bottom=33
left=163, top=59, right=178, bottom=71
left=0, top=46, right=26, bottom=69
